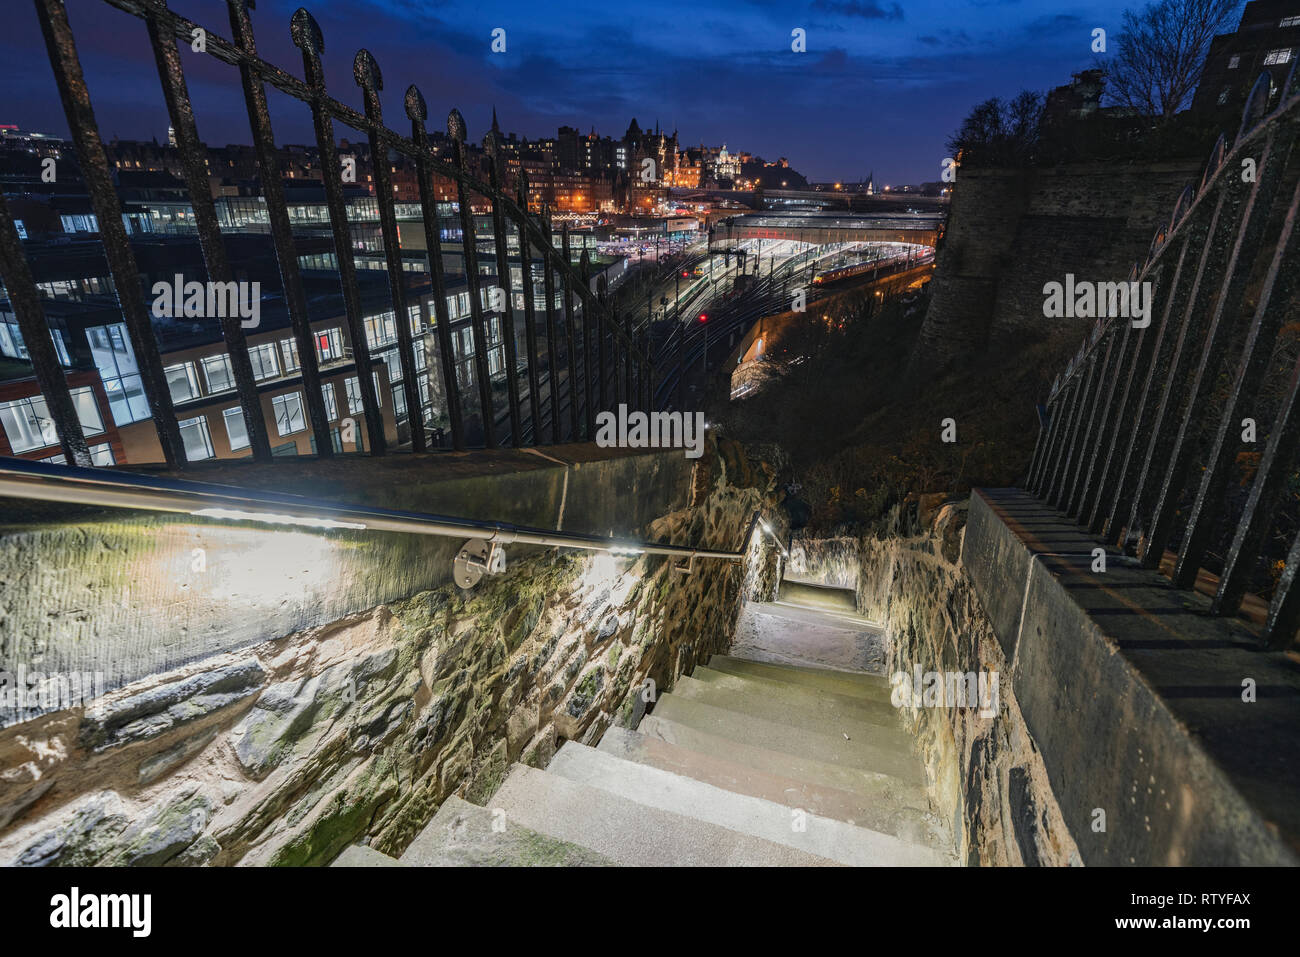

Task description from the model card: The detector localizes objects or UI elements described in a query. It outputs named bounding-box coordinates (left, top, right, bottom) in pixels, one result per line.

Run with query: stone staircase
left=333, top=591, right=954, bottom=867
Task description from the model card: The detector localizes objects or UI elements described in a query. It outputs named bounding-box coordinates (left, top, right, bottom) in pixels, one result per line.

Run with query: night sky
left=4, top=0, right=1136, bottom=184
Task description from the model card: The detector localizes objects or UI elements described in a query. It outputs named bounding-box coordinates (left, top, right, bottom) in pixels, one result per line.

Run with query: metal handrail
left=0, top=457, right=761, bottom=566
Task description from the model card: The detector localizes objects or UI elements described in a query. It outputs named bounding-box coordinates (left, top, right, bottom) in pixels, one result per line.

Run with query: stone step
left=399, top=795, right=613, bottom=867
left=690, top=664, right=900, bottom=721
left=636, top=715, right=930, bottom=811
left=675, top=671, right=905, bottom=735
left=778, top=579, right=858, bottom=614
left=556, top=739, right=948, bottom=865
left=705, top=654, right=893, bottom=700
left=597, top=726, right=947, bottom=847
left=331, top=844, right=407, bottom=867
left=650, top=694, right=923, bottom=784
left=491, top=763, right=838, bottom=866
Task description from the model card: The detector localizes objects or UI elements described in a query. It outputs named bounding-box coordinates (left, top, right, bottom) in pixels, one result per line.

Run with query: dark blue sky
left=4, top=0, right=1136, bottom=183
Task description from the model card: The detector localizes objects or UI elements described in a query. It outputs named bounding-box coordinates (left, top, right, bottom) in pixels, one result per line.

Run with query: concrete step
left=558, top=739, right=948, bottom=864
left=675, top=671, right=905, bottom=736
left=778, top=579, right=858, bottom=614
left=706, top=654, right=892, bottom=700
left=398, top=795, right=613, bottom=867
left=597, top=726, right=947, bottom=847
left=331, top=844, right=407, bottom=867
left=650, top=694, right=924, bottom=784
left=491, top=763, right=838, bottom=866
left=636, top=715, right=930, bottom=811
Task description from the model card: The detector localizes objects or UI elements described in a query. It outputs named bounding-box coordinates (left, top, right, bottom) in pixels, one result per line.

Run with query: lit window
left=248, top=342, right=280, bottom=381
left=178, top=414, right=215, bottom=462
left=1282, top=16, right=1300, bottom=27
left=0, top=387, right=103, bottom=454
left=201, top=354, right=235, bottom=393
left=272, top=392, right=306, bottom=436
left=222, top=406, right=250, bottom=452
left=321, top=382, right=338, bottom=421
left=1263, top=48, right=1293, bottom=65
left=87, top=323, right=150, bottom=425
left=316, top=327, right=344, bottom=362
left=280, top=337, right=301, bottom=373
left=1228, top=54, right=1241, bottom=69
left=164, top=362, right=202, bottom=403
left=363, top=311, right=397, bottom=349
left=89, top=443, right=115, bottom=466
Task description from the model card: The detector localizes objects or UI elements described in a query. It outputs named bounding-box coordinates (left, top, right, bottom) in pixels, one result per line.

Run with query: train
left=811, top=249, right=932, bottom=285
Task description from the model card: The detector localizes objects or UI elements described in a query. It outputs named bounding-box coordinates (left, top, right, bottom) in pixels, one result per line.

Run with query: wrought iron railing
left=0, top=0, right=653, bottom=468
left=1027, top=64, right=1300, bottom=647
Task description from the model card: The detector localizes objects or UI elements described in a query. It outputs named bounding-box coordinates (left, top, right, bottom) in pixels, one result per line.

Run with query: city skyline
left=3, top=0, right=1136, bottom=184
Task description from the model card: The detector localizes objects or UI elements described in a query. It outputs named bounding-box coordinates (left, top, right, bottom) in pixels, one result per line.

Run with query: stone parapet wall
left=0, top=441, right=778, bottom=866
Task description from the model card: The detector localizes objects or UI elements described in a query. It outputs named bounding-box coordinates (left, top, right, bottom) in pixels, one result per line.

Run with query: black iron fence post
left=146, top=0, right=271, bottom=463
left=33, top=0, right=184, bottom=467
left=515, top=173, right=542, bottom=442
left=355, top=49, right=425, bottom=452
left=487, top=137, right=522, bottom=446
left=405, top=86, right=463, bottom=450
left=291, top=9, right=386, bottom=455
left=227, top=0, right=332, bottom=458
left=447, top=111, right=495, bottom=448
left=561, top=225, right=579, bottom=441
left=0, top=194, right=91, bottom=465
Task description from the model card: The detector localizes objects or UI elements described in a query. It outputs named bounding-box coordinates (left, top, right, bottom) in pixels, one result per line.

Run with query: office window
left=39, top=453, right=67, bottom=464
left=321, top=382, right=338, bottom=420
left=1282, top=16, right=1300, bottom=27
left=280, top=337, right=301, bottom=373
left=0, top=388, right=103, bottom=454
left=164, top=362, right=202, bottom=403
left=1228, top=54, right=1241, bottom=69
left=70, top=387, right=105, bottom=436
left=89, top=443, right=115, bottom=466
left=51, top=330, right=72, bottom=367
left=391, top=384, right=407, bottom=422
left=248, top=341, right=280, bottom=381
left=1263, top=48, right=1293, bottom=65
left=414, top=338, right=427, bottom=372
left=87, top=323, right=150, bottom=425
left=376, top=348, right=402, bottom=384
left=179, top=414, right=215, bottom=462
left=316, top=327, right=344, bottom=362
left=363, top=311, right=397, bottom=349
left=201, top=354, right=235, bottom=394
left=344, top=376, right=363, bottom=415
left=272, top=392, right=306, bottom=436
left=222, top=406, right=250, bottom=452
left=343, top=376, right=380, bottom=414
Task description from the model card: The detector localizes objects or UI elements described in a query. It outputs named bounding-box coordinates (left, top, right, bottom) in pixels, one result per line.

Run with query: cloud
left=811, top=1, right=905, bottom=20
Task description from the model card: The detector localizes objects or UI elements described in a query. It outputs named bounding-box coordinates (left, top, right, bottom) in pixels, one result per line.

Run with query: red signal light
left=698, top=313, right=708, bottom=322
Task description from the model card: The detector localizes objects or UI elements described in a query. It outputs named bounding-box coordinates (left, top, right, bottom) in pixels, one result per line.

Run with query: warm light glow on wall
left=168, top=524, right=345, bottom=613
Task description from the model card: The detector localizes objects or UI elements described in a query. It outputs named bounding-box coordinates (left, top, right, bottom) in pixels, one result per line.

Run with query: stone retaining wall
left=0, top=441, right=778, bottom=866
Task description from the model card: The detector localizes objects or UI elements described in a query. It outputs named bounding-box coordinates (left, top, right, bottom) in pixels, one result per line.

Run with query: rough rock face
left=0, top=443, right=773, bottom=867
left=792, top=498, right=1081, bottom=867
